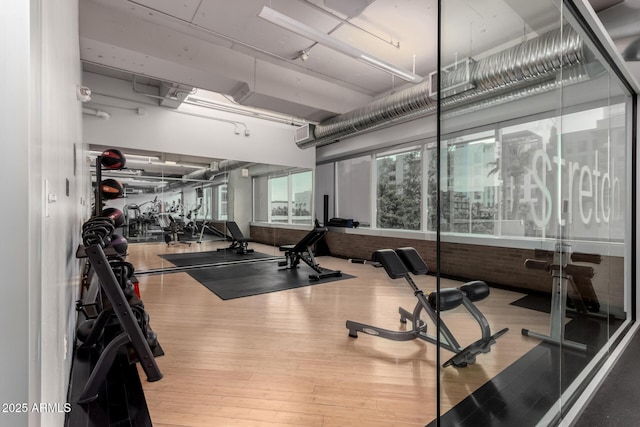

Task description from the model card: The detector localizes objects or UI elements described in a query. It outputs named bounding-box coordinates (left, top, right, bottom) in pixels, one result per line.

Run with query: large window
left=253, top=170, right=313, bottom=225
left=216, top=184, right=228, bottom=221
left=327, top=102, right=626, bottom=242
left=269, top=176, right=289, bottom=223
left=336, top=156, right=372, bottom=226
left=376, top=148, right=422, bottom=230
left=438, top=130, right=499, bottom=234
left=291, top=171, right=312, bottom=224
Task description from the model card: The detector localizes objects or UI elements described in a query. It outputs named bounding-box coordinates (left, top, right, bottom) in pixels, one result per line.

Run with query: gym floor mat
left=159, top=249, right=275, bottom=267
left=185, top=261, right=354, bottom=300
left=509, top=294, right=551, bottom=313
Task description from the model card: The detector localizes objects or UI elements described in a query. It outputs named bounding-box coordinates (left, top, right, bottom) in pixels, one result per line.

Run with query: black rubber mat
left=159, top=249, right=276, bottom=267
left=509, top=293, right=551, bottom=313
left=186, top=261, right=353, bottom=300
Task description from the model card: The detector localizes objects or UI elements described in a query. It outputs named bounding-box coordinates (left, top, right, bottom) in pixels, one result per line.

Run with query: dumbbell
left=109, top=260, right=136, bottom=300
left=82, top=217, right=115, bottom=247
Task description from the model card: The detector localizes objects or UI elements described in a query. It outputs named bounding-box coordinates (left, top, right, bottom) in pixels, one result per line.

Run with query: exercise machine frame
left=78, top=241, right=162, bottom=404
left=521, top=200, right=602, bottom=352
left=217, top=221, right=254, bottom=254
left=346, top=247, right=507, bottom=368
left=278, top=227, right=342, bottom=280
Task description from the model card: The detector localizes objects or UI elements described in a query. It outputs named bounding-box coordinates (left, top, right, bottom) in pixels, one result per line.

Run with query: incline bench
left=216, top=221, right=254, bottom=254
left=278, top=227, right=342, bottom=281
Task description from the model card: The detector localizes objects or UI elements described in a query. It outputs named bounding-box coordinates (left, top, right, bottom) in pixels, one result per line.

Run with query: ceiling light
left=258, top=6, right=422, bottom=83
left=88, top=150, right=160, bottom=162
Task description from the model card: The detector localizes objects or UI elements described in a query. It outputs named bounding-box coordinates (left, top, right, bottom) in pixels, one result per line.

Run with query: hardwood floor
left=127, top=241, right=548, bottom=427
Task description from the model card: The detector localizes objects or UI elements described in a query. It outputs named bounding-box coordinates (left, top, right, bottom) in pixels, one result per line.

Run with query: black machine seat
left=395, top=247, right=429, bottom=275
left=278, top=227, right=341, bottom=281
left=279, top=227, right=328, bottom=253
left=372, top=249, right=410, bottom=279
left=428, top=288, right=464, bottom=311
left=373, top=247, right=428, bottom=279
left=459, top=281, right=490, bottom=302
left=218, top=221, right=254, bottom=254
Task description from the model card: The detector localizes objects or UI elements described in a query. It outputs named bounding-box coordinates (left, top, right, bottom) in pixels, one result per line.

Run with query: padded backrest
left=372, top=249, right=409, bottom=279
left=290, top=227, right=328, bottom=252
left=395, top=247, right=429, bottom=275
left=226, top=221, right=245, bottom=240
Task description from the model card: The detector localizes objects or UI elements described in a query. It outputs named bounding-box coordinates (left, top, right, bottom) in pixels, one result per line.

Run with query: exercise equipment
left=522, top=245, right=602, bottom=352
left=109, top=234, right=128, bottom=255
left=157, top=213, right=191, bottom=247
left=278, top=227, right=342, bottom=280
left=345, top=247, right=508, bottom=368
left=101, top=207, right=124, bottom=228
left=521, top=199, right=602, bottom=352
left=100, top=178, right=124, bottom=200
left=75, top=220, right=162, bottom=404
left=99, top=148, right=126, bottom=169
left=93, top=148, right=126, bottom=217
left=217, top=221, right=254, bottom=254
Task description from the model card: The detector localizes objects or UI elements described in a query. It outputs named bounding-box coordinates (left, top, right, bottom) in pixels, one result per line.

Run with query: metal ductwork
left=299, top=26, right=593, bottom=149
left=180, top=159, right=252, bottom=182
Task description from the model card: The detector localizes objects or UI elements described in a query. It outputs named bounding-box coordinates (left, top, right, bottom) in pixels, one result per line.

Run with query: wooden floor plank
left=126, top=240, right=548, bottom=426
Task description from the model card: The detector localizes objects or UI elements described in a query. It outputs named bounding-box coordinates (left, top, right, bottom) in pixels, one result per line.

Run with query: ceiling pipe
left=299, top=26, right=592, bottom=149
left=179, top=159, right=253, bottom=182
left=82, top=107, right=111, bottom=119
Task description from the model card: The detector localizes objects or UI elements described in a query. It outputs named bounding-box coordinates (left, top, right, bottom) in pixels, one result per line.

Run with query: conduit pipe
left=300, top=26, right=594, bottom=149
left=82, top=107, right=111, bottom=119
left=180, top=159, right=252, bottom=182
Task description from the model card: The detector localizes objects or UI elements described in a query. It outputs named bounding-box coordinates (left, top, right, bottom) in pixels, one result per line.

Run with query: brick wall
left=250, top=225, right=624, bottom=308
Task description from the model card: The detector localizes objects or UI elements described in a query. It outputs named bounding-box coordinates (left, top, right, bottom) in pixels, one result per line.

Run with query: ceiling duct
left=298, top=26, right=591, bottom=149
left=180, top=159, right=252, bottom=182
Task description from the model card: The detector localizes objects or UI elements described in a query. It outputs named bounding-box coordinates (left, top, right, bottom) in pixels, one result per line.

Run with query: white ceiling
left=79, top=0, right=640, bottom=124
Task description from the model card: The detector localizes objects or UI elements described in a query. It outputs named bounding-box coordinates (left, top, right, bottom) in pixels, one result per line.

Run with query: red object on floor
left=132, top=280, right=141, bottom=299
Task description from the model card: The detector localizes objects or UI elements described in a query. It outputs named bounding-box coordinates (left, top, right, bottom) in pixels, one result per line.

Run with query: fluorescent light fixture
left=258, top=6, right=422, bottom=83
left=126, top=159, right=204, bottom=169
left=164, top=160, right=177, bottom=165
left=88, top=150, right=160, bottom=162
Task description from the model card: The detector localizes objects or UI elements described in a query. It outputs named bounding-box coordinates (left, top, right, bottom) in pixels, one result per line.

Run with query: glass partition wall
left=439, top=0, right=631, bottom=425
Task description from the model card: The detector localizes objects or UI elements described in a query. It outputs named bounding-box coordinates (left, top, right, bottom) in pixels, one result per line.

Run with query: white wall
left=40, top=0, right=87, bottom=426
left=1, top=1, right=85, bottom=426
left=227, top=169, right=253, bottom=236
left=1, top=3, right=34, bottom=425
left=82, top=72, right=315, bottom=169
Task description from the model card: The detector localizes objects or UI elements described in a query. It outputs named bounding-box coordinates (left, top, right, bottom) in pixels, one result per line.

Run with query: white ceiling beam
left=79, top=0, right=373, bottom=119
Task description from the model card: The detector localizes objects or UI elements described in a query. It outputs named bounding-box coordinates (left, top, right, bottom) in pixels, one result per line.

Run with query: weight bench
left=217, top=221, right=254, bottom=254
left=345, top=247, right=508, bottom=368
left=278, top=227, right=342, bottom=281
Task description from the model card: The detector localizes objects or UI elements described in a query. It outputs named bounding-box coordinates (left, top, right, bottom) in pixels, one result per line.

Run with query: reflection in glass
left=269, top=175, right=289, bottom=224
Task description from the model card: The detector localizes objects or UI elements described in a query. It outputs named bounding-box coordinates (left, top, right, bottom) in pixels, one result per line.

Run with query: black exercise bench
left=346, top=247, right=508, bottom=367
left=217, top=221, right=254, bottom=254
left=278, top=227, right=342, bottom=281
